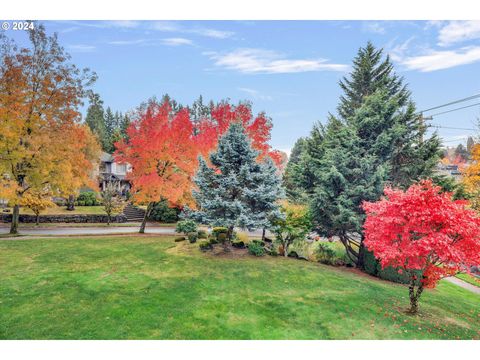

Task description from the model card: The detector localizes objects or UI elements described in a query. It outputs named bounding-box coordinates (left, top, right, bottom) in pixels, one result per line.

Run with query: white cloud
left=108, top=39, right=148, bottom=45
left=67, top=44, right=95, bottom=53
left=438, top=21, right=480, bottom=46
left=399, top=46, right=480, bottom=72
left=150, top=21, right=234, bottom=39
left=362, top=22, right=386, bottom=34
left=238, top=87, right=273, bottom=101
left=150, top=21, right=180, bottom=32
left=108, top=20, right=140, bottom=29
left=161, top=38, right=193, bottom=46
left=207, top=48, right=348, bottom=74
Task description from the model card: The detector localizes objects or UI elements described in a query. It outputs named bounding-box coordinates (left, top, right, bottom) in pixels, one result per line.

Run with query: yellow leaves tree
left=463, top=144, right=480, bottom=210
left=21, top=191, right=54, bottom=225
left=0, top=24, right=100, bottom=234
left=101, top=182, right=126, bottom=225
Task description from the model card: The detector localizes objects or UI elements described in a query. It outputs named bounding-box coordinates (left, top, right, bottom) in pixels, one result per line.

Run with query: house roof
left=100, top=152, right=114, bottom=163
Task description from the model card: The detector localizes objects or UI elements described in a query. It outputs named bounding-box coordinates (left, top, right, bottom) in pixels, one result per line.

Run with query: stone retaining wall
left=0, top=214, right=128, bottom=223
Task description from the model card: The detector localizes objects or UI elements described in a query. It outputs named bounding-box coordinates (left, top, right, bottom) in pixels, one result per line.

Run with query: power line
left=429, top=125, right=477, bottom=131
left=419, top=94, right=480, bottom=113
left=428, top=102, right=480, bottom=117
left=442, top=137, right=470, bottom=143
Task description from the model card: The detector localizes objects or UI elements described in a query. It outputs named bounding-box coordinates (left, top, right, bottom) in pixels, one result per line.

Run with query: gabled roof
left=100, top=152, right=114, bottom=163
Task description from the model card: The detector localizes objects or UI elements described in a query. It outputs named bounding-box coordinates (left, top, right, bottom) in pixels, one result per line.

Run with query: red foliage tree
left=115, top=102, right=198, bottom=233
left=362, top=180, right=480, bottom=314
left=115, top=99, right=282, bottom=233
left=195, top=103, right=282, bottom=166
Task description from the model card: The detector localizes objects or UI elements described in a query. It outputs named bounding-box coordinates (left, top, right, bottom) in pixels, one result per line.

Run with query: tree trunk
left=139, top=202, right=153, bottom=234
left=10, top=204, right=19, bottom=234
left=408, top=276, right=424, bottom=314
left=66, top=194, right=75, bottom=211
left=107, top=213, right=111, bottom=226
left=356, top=241, right=366, bottom=269
left=284, top=240, right=289, bottom=257
left=227, top=226, right=234, bottom=242
left=261, top=228, right=266, bottom=241
left=35, top=213, right=39, bottom=226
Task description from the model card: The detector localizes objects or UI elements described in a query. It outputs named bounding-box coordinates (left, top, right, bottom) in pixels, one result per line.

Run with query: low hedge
left=362, top=249, right=422, bottom=284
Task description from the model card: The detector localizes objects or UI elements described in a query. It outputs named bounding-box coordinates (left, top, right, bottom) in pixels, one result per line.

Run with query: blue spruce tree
left=187, top=122, right=283, bottom=242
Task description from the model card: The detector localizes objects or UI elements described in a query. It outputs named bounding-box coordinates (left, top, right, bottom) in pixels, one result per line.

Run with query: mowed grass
left=456, top=273, right=480, bottom=287
left=0, top=236, right=478, bottom=340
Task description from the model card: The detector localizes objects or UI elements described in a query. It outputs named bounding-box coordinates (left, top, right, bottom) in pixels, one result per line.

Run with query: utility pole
left=418, top=113, right=433, bottom=143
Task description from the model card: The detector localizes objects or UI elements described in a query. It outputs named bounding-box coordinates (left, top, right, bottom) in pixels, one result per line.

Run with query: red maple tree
left=115, top=102, right=198, bottom=233
left=362, top=180, right=480, bottom=314
left=195, top=103, right=283, bottom=166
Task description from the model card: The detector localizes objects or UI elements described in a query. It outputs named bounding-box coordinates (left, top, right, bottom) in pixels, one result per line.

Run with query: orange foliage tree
left=115, top=102, right=199, bottom=233
left=115, top=100, right=283, bottom=233
left=463, top=144, right=480, bottom=210
left=0, top=24, right=100, bottom=234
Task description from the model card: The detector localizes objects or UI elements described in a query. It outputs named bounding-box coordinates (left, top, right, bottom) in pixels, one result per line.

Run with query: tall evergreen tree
left=283, top=137, right=308, bottom=202
left=85, top=92, right=106, bottom=148
left=309, top=117, right=387, bottom=263
left=455, top=143, right=469, bottom=162
left=119, top=113, right=131, bottom=140
left=467, top=136, right=475, bottom=155
left=103, top=107, right=116, bottom=153
left=338, top=41, right=409, bottom=121
left=186, top=122, right=283, bottom=241
left=300, top=43, right=441, bottom=268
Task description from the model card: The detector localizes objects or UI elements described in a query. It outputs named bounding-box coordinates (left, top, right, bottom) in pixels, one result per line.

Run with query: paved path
left=444, top=276, right=480, bottom=295
left=0, top=224, right=265, bottom=238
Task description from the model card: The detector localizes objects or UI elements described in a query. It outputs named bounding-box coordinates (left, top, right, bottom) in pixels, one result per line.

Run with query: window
left=116, top=164, right=127, bottom=173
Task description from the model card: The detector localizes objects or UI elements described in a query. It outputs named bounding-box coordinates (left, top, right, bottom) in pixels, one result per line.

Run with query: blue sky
left=5, top=20, right=480, bottom=154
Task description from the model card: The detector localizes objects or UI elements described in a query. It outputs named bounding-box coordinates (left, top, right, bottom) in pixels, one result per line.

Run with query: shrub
left=174, top=237, right=186, bottom=242
left=148, top=199, right=180, bottom=223
left=363, top=249, right=422, bottom=284
left=77, top=191, right=99, bottom=206
left=187, top=232, right=198, bottom=243
left=217, top=233, right=227, bottom=243
left=176, top=220, right=198, bottom=235
left=77, top=200, right=85, bottom=206
left=271, top=201, right=312, bottom=257
left=232, top=240, right=245, bottom=248
left=287, top=250, right=299, bottom=258
left=268, top=248, right=278, bottom=256
left=316, top=243, right=337, bottom=265
left=212, top=227, right=228, bottom=236
left=198, top=229, right=208, bottom=239
left=199, top=240, right=213, bottom=251
left=235, top=231, right=249, bottom=244
left=248, top=240, right=265, bottom=257
left=208, top=236, right=219, bottom=245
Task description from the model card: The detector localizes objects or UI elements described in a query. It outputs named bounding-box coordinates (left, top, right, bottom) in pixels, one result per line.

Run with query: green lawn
left=0, top=235, right=478, bottom=340
left=456, top=273, right=480, bottom=287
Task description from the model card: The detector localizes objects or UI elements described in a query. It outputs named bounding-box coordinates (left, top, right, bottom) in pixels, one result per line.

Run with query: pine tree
left=283, top=137, right=308, bottom=202
left=300, top=43, right=440, bottom=268
left=187, top=122, right=283, bottom=241
left=120, top=113, right=131, bottom=140
left=467, top=136, right=475, bottom=155
left=104, top=107, right=116, bottom=153
left=309, top=116, right=387, bottom=263
left=338, top=42, right=409, bottom=121
left=455, top=143, right=469, bottom=162
left=85, top=92, right=106, bottom=147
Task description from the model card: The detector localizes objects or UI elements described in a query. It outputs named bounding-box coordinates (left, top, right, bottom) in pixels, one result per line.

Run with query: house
left=97, top=152, right=131, bottom=195
left=435, top=163, right=463, bottom=181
